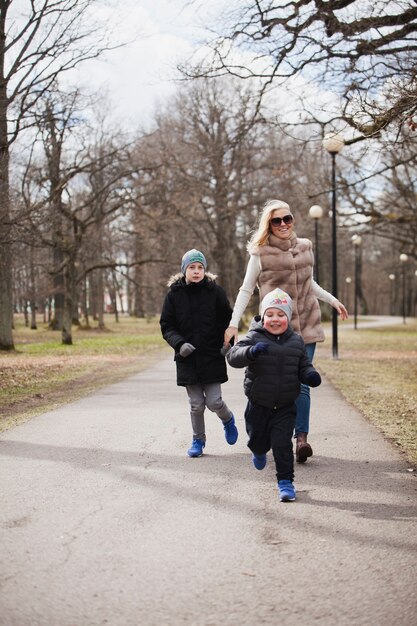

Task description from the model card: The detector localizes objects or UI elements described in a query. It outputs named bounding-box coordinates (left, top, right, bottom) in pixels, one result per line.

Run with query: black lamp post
left=352, top=235, right=362, bottom=330
left=323, top=133, right=344, bottom=358
left=389, top=273, right=395, bottom=315
left=400, top=254, right=408, bottom=324
left=309, top=204, right=323, bottom=284
left=345, top=276, right=352, bottom=312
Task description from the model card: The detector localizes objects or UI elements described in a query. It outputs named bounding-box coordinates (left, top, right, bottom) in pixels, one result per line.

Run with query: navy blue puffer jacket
left=227, top=318, right=319, bottom=409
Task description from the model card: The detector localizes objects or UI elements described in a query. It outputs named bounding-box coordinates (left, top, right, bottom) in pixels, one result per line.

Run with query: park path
left=1, top=332, right=416, bottom=625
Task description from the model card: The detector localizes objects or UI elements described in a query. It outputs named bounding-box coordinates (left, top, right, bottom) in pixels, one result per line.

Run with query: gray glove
left=179, top=343, right=196, bottom=357
left=220, top=343, right=231, bottom=356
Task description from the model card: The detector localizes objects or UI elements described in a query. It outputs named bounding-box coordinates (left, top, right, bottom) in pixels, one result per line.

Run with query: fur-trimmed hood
left=167, top=271, right=218, bottom=288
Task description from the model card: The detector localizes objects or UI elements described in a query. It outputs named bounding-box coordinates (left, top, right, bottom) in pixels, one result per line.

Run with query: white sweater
left=230, top=254, right=338, bottom=328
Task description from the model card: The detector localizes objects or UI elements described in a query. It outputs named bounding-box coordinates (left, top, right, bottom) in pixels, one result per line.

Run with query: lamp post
left=388, top=274, right=395, bottom=315
left=400, top=253, right=408, bottom=324
left=309, top=205, right=323, bottom=283
left=352, top=235, right=362, bottom=329
left=323, top=133, right=344, bottom=358
left=345, top=276, right=352, bottom=312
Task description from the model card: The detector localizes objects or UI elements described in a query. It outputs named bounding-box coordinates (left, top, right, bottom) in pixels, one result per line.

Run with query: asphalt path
left=1, top=323, right=416, bottom=625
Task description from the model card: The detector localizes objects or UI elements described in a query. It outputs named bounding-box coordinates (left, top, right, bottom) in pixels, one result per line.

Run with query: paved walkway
left=1, top=345, right=416, bottom=625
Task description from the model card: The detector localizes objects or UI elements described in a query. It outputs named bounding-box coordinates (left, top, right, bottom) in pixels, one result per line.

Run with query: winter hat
left=181, top=249, right=207, bottom=274
left=260, top=288, right=293, bottom=321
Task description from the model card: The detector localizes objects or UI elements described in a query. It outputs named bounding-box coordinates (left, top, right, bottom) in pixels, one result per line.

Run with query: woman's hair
left=247, top=199, right=293, bottom=252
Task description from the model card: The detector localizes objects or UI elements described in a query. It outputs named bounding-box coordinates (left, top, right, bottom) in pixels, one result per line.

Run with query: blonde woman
left=224, top=199, right=348, bottom=462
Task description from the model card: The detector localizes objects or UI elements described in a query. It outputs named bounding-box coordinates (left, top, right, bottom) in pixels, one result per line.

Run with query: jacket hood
left=167, top=271, right=218, bottom=288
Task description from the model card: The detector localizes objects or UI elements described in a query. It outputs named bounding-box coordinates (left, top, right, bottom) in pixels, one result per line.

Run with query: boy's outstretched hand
left=306, top=371, right=321, bottom=387
left=179, top=343, right=196, bottom=357
left=249, top=342, right=269, bottom=359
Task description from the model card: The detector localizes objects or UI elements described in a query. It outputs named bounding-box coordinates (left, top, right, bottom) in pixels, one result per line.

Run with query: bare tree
left=183, top=1, right=417, bottom=142
left=0, top=0, right=118, bottom=350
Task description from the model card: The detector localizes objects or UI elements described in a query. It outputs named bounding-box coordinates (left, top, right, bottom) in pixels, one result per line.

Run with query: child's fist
left=249, top=342, right=269, bottom=358
left=306, top=371, right=321, bottom=387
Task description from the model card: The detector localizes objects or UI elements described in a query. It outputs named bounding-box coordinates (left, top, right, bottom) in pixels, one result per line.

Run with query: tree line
left=0, top=0, right=416, bottom=350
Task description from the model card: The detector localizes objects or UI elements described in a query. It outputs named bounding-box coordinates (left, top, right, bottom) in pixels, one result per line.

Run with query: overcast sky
left=75, top=0, right=232, bottom=129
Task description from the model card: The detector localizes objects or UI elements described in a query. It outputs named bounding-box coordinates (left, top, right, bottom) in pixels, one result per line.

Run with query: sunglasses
left=270, top=215, right=293, bottom=226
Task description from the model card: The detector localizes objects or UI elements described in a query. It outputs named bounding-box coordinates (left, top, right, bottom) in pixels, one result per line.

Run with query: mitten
left=179, top=343, right=196, bottom=357
left=249, top=342, right=269, bottom=359
left=306, top=371, right=321, bottom=387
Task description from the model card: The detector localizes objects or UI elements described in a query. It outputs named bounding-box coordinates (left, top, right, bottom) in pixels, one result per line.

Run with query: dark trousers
left=244, top=400, right=296, bottom=482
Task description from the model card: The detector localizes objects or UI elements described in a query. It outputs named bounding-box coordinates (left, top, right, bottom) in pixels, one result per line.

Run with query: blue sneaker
left=278, top=480, right=296, bottom=502
left=223, top=415, right=238, bottom=445
left=252, top=453, right=267, bottom=470
left=187, top=439, right=205, bottom=457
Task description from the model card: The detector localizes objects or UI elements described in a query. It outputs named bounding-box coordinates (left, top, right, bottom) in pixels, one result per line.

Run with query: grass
left=315, top=319, right=417, bottom=468
left=0, top=314, right=168, bottom=431
left=1, top=314, right=416, bottom=469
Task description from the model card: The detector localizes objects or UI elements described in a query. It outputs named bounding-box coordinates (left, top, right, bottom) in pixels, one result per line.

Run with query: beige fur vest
left=254, top=234, right=325, bottom=343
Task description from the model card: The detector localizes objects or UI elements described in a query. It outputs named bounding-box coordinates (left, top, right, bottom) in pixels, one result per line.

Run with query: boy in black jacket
left=227, top=288, right=321, bottom=501
left=160, top=249, right=238, bottom=458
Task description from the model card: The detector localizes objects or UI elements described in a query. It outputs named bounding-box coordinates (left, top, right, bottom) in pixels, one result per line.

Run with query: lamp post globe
left=322, top=133, right=345, bottom=154
left=323, top=134, right=344, bottom=358
left=309, top=205, right=324, bottom=219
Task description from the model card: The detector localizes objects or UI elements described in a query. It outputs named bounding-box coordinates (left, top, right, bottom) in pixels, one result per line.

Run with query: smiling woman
left=224, top=198, right=348, bottom=462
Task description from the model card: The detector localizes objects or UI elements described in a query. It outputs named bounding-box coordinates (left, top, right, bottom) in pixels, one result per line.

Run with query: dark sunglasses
left=270, top=215, right=293, bottom=226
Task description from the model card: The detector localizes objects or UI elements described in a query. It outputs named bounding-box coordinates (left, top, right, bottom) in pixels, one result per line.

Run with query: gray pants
left=185, top=383, right=232, bottom=441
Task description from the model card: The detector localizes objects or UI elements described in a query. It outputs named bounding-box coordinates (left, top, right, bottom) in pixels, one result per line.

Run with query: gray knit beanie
left=260, top=288, right=293, bottom=321
left=181, top=249, right=207, bottom=274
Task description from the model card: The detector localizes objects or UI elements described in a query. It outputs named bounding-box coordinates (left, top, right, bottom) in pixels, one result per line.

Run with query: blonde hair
left=247, top=199, right=293, bottom=252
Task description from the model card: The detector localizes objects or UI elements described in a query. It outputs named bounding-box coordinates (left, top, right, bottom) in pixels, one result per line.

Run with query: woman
left=224, top=199, right=348, bottom=463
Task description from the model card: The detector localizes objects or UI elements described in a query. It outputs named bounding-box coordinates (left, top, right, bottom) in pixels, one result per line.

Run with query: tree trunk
left=61, top=259, right=74, bottom=345
left=0, top=53, right=13, bottom=349
left=29, top=248, right=37, bottom=329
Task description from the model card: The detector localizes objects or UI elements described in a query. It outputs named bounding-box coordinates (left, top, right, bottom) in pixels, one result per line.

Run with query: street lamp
left=389, top=274, right=396, bottom=315
left=352, top=235, right=362, bottom=329
left=400, top=253, right=408, bottom=324
left=323, top=132, right=344, bottom=358
left=309, top=205, right=323, bottom=283
left=345, top=276, right=352, bottom=312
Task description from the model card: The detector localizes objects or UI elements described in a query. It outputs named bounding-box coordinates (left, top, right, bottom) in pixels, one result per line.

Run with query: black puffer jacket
left=160, top=273, right=232, bottom=386
left=227, top=318, right=318, bottom=409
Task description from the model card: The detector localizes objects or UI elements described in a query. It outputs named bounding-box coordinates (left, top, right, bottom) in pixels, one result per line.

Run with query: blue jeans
left=294, top=343, right=316, bottom=437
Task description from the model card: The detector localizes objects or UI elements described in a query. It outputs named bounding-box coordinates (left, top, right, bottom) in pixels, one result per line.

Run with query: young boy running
left=227, top=288, right=321, bottom=501
left=160, top=249, right=238, bottom=458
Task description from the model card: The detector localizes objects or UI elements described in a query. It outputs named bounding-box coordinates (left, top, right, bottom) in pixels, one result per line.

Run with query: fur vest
left=254, top=234, right=325, bottom=343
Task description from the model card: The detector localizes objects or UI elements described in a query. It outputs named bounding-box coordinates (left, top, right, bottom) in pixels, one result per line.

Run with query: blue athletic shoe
left=252, top=453, right=267, bottom=470
left=187, top=439, right=205, bottom=457
left=278, top=480, right=296, bottom=502
left=223, top=415, right=238, bottom=445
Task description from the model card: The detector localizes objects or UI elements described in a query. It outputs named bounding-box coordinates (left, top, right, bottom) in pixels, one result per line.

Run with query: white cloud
left=72, top=0, right=232, bottom=128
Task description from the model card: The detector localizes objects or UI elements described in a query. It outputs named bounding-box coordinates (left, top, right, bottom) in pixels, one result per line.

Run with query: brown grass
left=0, top=315, right=167, bottom=431
left=315, top=320, right=417, bottom=468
